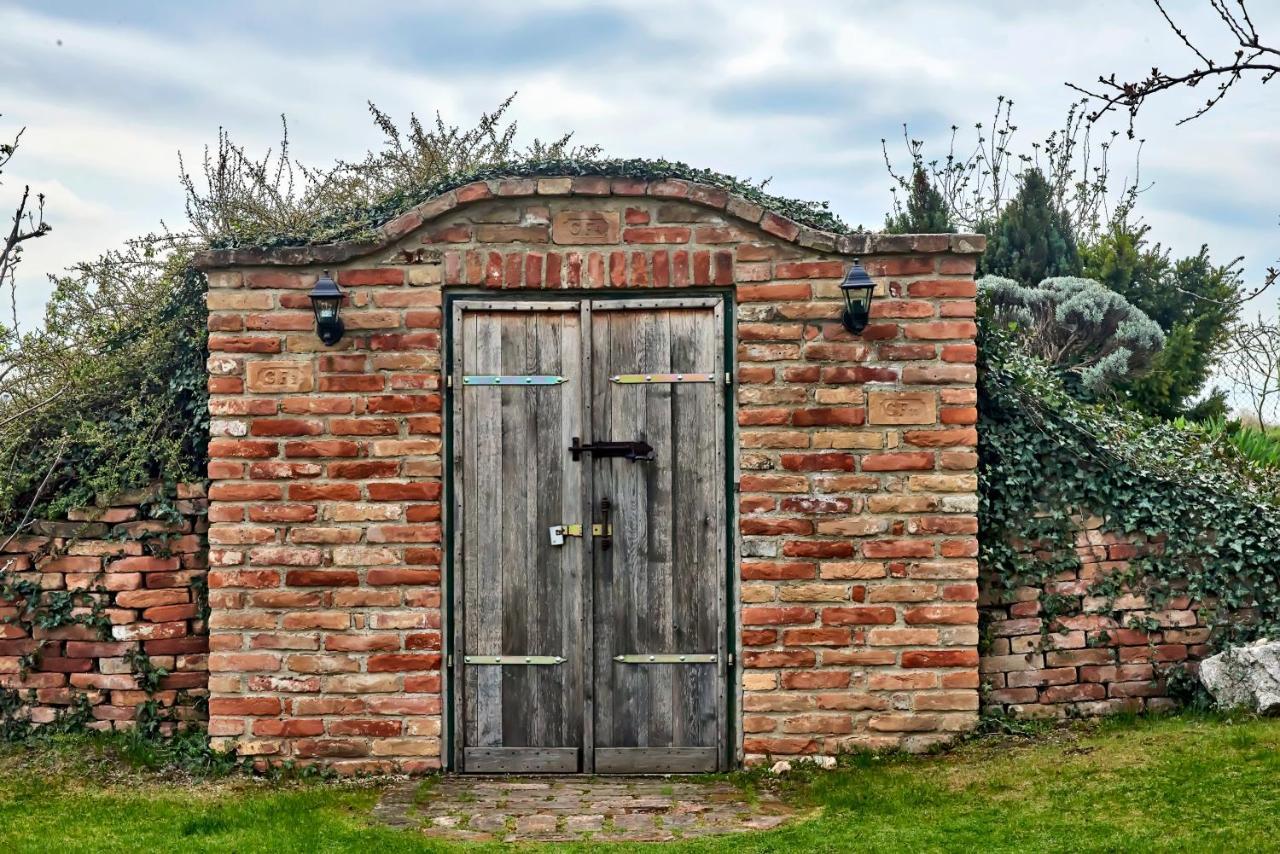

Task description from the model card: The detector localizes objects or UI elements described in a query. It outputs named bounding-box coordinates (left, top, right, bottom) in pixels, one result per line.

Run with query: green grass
left=2, top=713, right=1279, bottom=852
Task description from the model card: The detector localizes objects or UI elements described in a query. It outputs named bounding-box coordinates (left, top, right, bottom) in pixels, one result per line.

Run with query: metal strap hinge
left=610, top=372, right=714, bottom=384
left=462, top=374, right=567, bottom=386
left=464, top=655, right=564, bottom=665
left=613, top=653, right=719, bottom=664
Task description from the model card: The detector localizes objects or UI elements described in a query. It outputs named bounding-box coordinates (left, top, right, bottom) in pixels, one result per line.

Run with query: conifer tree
left=884, top=166, right=953, bottom=234
left=981, top=168, right=1081, bottom=283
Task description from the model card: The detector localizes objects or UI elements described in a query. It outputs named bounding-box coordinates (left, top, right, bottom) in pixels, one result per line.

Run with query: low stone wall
left=0, top=484, right=208, bottom=731
left=979, top=516, right=1211, bottom=717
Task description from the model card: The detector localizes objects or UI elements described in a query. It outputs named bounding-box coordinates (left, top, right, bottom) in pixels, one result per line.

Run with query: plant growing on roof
left=979, top=274, right=1165, bottom=396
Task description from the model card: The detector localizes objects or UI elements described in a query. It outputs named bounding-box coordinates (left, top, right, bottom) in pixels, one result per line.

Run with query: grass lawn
left=1, top=713, right=1278, bottom=852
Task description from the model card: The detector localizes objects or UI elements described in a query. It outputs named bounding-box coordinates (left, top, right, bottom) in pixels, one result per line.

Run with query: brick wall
left=980, top=516, right=1211, bottom=717
left=0, top=484, right=208, bottom=730
left=196, top=175, right=986, bottom=772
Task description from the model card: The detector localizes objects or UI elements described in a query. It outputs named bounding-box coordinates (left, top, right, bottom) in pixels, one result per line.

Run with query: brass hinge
left=610, top=373, right=714, bottom=384
left=613, top=653, right=719, bottom=664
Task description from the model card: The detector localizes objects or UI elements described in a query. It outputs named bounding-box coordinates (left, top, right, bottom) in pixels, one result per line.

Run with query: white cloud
left=0, top=0, right=1275, bottom=343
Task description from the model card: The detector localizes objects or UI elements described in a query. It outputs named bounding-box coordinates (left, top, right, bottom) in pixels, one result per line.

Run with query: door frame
left=441, top=289, right=739, bottom=772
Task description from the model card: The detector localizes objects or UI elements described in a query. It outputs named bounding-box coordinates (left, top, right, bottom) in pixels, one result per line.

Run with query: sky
left=2, top=0, right=1277, bottom=340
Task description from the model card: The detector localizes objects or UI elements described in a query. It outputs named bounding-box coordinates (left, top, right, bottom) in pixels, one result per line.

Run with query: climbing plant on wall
left=979, top=309, right=1280, bottom=647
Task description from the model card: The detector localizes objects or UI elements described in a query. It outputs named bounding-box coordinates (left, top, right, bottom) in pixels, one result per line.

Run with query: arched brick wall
left=197, top=175, right=985, bottom=773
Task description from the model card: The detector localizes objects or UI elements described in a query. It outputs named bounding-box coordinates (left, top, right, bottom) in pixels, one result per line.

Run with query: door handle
left=598, top=498, right=612, bottom=551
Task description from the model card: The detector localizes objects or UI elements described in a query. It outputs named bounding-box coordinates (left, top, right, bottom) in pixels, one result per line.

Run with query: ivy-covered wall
left=979, top=516, right=1211, bottom=717
left=0, top=484, right=208, bottom=736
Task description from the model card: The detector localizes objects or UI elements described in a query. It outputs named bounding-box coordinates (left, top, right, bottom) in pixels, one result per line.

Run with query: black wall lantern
left=308, top=270, right=345, bottom=346
left=839, top=258, right=877, bottom=334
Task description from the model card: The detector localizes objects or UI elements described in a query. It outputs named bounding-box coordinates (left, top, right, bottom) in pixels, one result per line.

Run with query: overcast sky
left=2, top=0, right=1277, bottom=332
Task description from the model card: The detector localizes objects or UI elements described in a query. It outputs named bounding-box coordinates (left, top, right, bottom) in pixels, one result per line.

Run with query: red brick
left=741, top=561, right=815, bottom=581
left=367, top=653, right=440, bottom=672
left=780, top=452, right=855, bottom=472
left=210, top=697, right=281, bottom=716
left=742, top=606, right=816, bottom=626
left=905, top=605, right=977, bottom=625
left=289, top=483, right=361, bottom=501
left=862, top=540, right=934, bottom=559
left=337, top=269, right=404, bottom=286
left=783, top=673, right=853, bottom=694
left=908, top=279, right=976, bottom=298
left=904, top=321, right=978, bottom=341
left=742, top=650, right=816, bottom=668
left=791, top=408, right=866, bottom=427
left=902, top=649, right=979, bottom=668
left=285, top=570, right=360, bottom=587
left=822, top=607, right=896, bottom=626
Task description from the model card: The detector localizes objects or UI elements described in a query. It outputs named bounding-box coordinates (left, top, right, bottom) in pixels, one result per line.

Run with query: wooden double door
left=450, top=296, right=729, bottom=773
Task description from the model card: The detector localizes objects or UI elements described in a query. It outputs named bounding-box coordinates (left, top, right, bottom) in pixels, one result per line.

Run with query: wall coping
left=192, top=175, right=986, bottom=270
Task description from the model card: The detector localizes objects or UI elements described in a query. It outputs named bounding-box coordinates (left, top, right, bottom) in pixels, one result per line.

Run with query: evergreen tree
left=981, top=168, right=1081, bottom=283
left=884, top=166, right=953, bottom=234
left=1081, top=215, right=1241, bottom=419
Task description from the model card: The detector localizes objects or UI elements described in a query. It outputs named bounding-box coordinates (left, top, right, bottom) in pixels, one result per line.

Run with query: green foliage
left=183, top=96, right=848, bottom=250
left=203, top=156, right=848, bottom=250
left=1081, top=215, right=1243, bottom=418
left=0, top=567, right=111, bottom=642
left=0, top=239, right=208, bottom=527
left=884, top=166, right=954, bottom=234
left=979, top=312, right=1280, bottom=648
left=981, top=168, right=1082, bottom=283
left=1179, top=417, right=1280, bottom=469
left=979, top=274, right=1165, bottom=395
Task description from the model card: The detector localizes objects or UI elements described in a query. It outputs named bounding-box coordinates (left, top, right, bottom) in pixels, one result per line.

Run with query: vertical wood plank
left=579, top=301, right=595, bottom=772
left=465, top=311, right=503, bottom=748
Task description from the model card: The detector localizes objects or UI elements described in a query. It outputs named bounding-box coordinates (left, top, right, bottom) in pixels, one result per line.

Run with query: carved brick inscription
left=867, top=390, right=936, bottom=425
left=552, top=210, right=620, bottom=245
left=246, top=361, right=314, bottom=394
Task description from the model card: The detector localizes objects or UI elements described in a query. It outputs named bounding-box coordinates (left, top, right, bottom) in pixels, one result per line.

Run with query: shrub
left=0, top=238, right=207, bottom=528
left=181, top=97, right=848, bottom=251
left=979, top=274, right=1165, bottom=395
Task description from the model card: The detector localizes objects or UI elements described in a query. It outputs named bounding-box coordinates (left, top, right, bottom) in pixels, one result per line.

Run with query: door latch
left=548, top=523, right=582, bottom=546
left=598, top=498, right=612, bottom=551
left=568, top=436, right=655, bottom=462
left=548, top=517, right=613, bottom=547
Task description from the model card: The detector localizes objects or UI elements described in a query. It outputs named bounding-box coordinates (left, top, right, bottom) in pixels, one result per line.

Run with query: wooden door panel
left=588, top=301, right=727, bottom=772
left=455, top=305, right=584, bottom=770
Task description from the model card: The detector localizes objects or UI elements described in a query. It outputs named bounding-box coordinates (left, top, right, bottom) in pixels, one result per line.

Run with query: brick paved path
left=374, top=776, right=795, bottom=843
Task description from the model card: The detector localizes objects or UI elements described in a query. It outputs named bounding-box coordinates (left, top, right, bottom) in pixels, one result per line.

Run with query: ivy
left=0, top=566, right=112, bottom=641
left=210, top=157, right=852, bottom=250
left=980, top=311, right=1280, bottom=648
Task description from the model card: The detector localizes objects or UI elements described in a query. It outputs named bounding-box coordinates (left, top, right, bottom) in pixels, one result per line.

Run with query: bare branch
left=1068, top=0, right=1279, bottom=137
